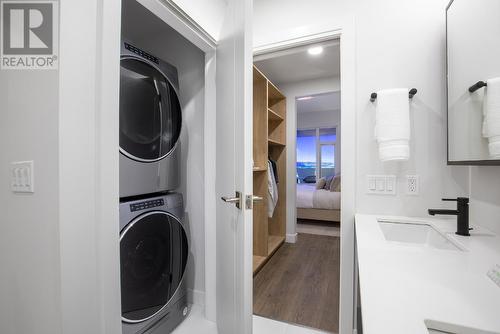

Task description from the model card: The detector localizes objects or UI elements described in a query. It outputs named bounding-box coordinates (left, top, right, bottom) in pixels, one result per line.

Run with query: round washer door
left=119, top=57, right=182, bottom=162
left=120, top=211, right=188, bottom=323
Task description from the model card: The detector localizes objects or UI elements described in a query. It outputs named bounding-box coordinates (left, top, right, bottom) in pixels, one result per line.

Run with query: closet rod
left=370, top=88, right=418, bottom=102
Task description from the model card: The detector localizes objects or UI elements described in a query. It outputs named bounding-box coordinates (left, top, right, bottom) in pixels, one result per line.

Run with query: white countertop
left=355, top=214, right=500, bottom=334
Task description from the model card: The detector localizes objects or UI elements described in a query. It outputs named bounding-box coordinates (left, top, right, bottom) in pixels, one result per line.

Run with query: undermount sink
left=378, top=219, right=464, bottom=251
left=425, top=320, right=500, bottom=334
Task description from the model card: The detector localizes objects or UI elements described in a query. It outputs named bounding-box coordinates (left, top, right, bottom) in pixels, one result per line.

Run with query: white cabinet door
left=215, top=0, right=253, bottom=333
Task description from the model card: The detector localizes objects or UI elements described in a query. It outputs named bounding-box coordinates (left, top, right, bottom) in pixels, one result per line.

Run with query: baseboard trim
left=187, top=289, right=205, bottom=307
left=286, top=233, right=297, bottom=243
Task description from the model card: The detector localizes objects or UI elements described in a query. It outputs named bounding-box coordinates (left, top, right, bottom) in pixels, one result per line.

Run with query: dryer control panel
left=130, top=198, right=164, bottom=212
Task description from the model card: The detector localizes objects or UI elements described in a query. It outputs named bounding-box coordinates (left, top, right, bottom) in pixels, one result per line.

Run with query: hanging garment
left=268, top=157, right=279, bottom=184
left=267, top=160, right=278, bottom=218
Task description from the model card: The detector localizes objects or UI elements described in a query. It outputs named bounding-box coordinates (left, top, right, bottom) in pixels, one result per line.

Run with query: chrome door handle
left=221, top=191, right=242, bottom=209
left=245, top=194, right=263, bottom=210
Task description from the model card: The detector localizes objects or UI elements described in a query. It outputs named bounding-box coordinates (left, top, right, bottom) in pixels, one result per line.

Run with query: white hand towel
left=482, top=78, right=500, bottom=158
left=375, top=88, right=411, bottom=161
left=267, top=161, right=278, bottom=218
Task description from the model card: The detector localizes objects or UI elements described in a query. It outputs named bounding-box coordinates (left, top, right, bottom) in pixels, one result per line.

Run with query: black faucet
left=428, top=197, right=471, bottom=236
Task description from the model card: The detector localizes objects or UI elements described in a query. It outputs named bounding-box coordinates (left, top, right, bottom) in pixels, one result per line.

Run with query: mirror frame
left=446, top=0, right=500, bottom=165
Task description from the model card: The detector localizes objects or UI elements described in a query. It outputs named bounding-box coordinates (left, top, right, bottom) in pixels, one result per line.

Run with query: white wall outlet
left=406, top=175, right=419, bottom=195
left=10, top=161, right=34, bottom=193
left=367, top=175, right=396, bottom=195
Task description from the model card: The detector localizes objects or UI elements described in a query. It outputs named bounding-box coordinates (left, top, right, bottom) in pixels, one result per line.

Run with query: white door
left=215, top=0, right=253, bottom=333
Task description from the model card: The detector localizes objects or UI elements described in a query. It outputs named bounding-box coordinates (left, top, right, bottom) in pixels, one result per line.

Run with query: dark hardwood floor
left=253, top=233, right=340, bottom=333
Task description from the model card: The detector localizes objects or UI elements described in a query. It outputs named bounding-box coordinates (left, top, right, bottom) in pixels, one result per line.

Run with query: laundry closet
left=118, top=0, right=210, bottom=332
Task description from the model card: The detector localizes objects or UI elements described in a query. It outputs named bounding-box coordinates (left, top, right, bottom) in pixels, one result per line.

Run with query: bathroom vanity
left=355, top=214, right=500, bottom=334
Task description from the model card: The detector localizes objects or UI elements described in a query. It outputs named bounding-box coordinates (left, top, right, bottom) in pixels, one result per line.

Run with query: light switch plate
left=11, top=161, right=34, bottom=193
left=366, top=175, right=396, bottom=195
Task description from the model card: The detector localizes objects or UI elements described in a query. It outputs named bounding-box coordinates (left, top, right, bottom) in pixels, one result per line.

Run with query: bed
left=296, top=183, right=341, bottom=222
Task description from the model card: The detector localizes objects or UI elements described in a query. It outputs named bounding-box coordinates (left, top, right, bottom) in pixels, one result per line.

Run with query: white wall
left=122, top=0, right=207, bottom=305
left=255, top=0, right=469, bottom=219
left=253, top=0, right=354, bottom=49
left=297, top=109, right=340, bottom=129
left=0, top=65, right=62, bottom=334
left=1, top=1, right=122, bottom=334
left=354, top=0, right=470, bottom=216
left=277, top=76, right=340, bottom=242
left=172, top=0, right=226, bottom=40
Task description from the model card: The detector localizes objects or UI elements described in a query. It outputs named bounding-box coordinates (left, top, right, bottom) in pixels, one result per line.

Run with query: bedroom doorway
left=296, top=116, right=341, bottom=238
left=252, top=39, right=342, bottom=333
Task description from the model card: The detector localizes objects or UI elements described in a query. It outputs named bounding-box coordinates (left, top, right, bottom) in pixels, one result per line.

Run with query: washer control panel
left=130, top=198, right=164, bottom=212
left=124, top=42, right=159, bottom=64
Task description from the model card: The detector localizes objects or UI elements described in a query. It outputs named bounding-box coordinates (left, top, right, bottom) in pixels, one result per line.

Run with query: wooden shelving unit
left=252, top=65, right=287, bottom=275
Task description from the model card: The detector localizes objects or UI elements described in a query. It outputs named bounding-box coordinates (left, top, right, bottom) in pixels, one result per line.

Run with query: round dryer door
left=119, top=57, right=182, bottom=162
left=120, top=211, right=188, bottom=323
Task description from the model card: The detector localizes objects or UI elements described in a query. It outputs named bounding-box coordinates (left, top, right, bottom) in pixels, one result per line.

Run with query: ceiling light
left=297, top=96, right=314, bottom=101
left=307, top=46, right=323, bottom=56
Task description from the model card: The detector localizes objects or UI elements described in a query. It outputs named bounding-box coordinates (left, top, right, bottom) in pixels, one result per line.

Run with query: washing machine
left=120, top=40, right=182, bottom=198
left=120, top=193, right=189, bottom=334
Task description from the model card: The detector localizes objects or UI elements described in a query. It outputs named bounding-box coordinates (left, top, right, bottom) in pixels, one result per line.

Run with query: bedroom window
left=297, top=127, right=336, bottom=183
left=297, top=129, right=317, bottom=183
left=320, top=144, right=335, bottom=178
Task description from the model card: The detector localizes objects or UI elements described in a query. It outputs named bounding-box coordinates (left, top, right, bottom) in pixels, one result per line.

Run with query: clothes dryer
left=120, top=40, right=182, bottom=198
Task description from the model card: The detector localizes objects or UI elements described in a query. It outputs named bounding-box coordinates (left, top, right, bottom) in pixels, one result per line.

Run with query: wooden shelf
left=268, top=235, right=285, bottom=256
left=253, top=255, right=266, bottom=275
left=268, top=138, right=285, bottom=146
left=253, top=236, right=285, bottom=275
left=268, top=108, right=284, bottom=122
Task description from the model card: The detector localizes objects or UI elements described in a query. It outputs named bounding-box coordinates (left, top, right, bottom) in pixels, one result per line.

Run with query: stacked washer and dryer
left=119, top=40, right=189, bottom=334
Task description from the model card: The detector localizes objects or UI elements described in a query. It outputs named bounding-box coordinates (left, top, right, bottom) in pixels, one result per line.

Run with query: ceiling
left=254, top=41, right=340, bottom=85
left=296, top=91, right=340, bottom=114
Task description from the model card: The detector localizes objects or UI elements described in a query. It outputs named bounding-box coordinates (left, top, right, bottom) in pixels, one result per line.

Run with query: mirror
left=447, top=0, right=500, bottom=165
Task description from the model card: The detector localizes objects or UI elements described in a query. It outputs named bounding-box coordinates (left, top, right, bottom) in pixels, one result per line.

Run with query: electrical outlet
left=406, top=175, right=419, bottom=195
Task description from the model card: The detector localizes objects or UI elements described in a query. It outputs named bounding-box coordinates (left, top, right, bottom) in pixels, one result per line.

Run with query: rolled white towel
left=375, top=88, right=411, bottom=161
left=379, top=140, right=410, bottom=162
left=482, top=78, right=500, bottom=158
